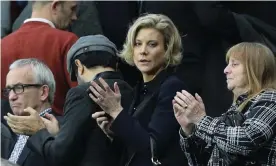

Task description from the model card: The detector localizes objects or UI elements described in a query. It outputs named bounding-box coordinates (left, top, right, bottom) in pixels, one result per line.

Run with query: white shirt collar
left=24, top=18, right=55, bottom=28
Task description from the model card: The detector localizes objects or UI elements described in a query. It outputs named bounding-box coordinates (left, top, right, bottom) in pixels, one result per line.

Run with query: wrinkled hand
left=173, top=99, right=194, bottom=136
left=89, top=77, right=123, bottom=118
left=174, top=90, right=206, bottom=125
left=173, top=99, right=191, bottom=127
left=4, top=107, right=46, bottom=135
left=92, top=111, right=114, bottom=140
left=41, top=113, right=59, bottom=136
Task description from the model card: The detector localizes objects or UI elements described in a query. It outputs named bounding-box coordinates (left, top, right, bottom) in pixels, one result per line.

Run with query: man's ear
left=40, top=85, right=50, bottom=102
left=50, top=0, right=62, bottom=13
left=75, top=59, right=84, bottom=76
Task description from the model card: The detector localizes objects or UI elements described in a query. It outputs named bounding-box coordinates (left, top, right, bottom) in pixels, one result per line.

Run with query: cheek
left=25, top=91, right=40, bottom=103
left=133, top=53, right=139, bottom=65
left=153, top=52, right=166, bottom=66
left=235, top=75, right=246, bottom=86
left=67, top=11, right=73, bottom=20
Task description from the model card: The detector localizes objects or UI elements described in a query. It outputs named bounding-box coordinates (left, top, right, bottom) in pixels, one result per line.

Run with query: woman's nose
left=140, top=45, right=148, bottom=55
left=224, top=65, right=230, bottom=75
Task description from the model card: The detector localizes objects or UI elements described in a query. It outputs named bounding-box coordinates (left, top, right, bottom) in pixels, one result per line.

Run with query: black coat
left=109, top=70, right=188, bottom=166
left=27, top=72, right=133, bottom=166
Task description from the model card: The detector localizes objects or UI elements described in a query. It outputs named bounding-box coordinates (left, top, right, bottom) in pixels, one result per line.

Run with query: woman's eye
left=134, top=42, right=141, bottom=46
left=148, top=42, right=157, bottom=47
left=231, top=63, right=238, bottom=67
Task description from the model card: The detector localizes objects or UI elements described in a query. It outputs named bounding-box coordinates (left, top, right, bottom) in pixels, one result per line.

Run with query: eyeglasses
left=2, top=84, right=43, bottom=97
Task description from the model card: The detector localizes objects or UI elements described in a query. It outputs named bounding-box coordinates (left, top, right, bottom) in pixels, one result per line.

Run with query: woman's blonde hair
left=226, top=42, right=276, bottom=100
left=119, top=13, right=183, bottom=68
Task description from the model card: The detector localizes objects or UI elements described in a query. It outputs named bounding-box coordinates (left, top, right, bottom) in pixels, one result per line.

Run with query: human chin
left=11, top=107, right=24, bottom=116
left=137, top=65, right=152, bottom=73
left=226, top=83, right=234, bottom=91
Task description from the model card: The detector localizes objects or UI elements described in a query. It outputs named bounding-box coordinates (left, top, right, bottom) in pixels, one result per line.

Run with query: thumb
left=41, top=117, right=51, bottom=124
left=173, top=102, right=180, bottom=115
left=23, top=107, right=36, bottom=115
left=45, top=113, right=57, bottom=123
left=195, top=93, right=203, bottom=103
left=114, top=82, right=120, bottom=95
left=195, top=93, right=205, bottom=108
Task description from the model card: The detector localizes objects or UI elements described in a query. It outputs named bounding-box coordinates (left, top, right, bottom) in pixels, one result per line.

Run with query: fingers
left=3, top=115, right=9, bottom=122
left=11, top=127, right=24, bottom=135
left=90, top=80, right=106, bottom=96
left=6, top=121, right=24, bottom=135
left=89, top=84, right=101, bottom=99
left=176, top=91, right=191, bottom=106
left=45, top=113, right=57, bottom=123
left=172, top=99, right=176, bottom=104
left=181, top=90, right=196, bottom=102
left=174, top=92, right=188, bottom=108
left=6, top=113, right=23, bottom=122
left=114, top=82, right=121, bottom=95
left=23, top=107, right=36, bottom=115
left=92, top=111, right=110, bottom=127
left=195, top=93, right=203, bottom=103
left=5, top=115, right=29, bottom=135
left=5, top=114, right=23, bottom=125
left=89, top=92, right=99, bottom=103
left=41, top=117, right=51, bottom=124
left=92, top=111, right=106, bottom=119
left=173, top=102, right=183, bottom=117
left=96, top=117, right=109, bottom=124
left=100, top=121, right=109, bottom=128
left=6, top=120, right=16, bottom=129
left=99, top=77, right=113, bottom=93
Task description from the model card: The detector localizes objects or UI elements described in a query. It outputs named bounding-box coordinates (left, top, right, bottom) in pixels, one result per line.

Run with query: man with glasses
left=1, top=1, right=79, bottom=116
left=1, top=58, right=60, bottom=166
left=8, top=35, right=134, bottom=166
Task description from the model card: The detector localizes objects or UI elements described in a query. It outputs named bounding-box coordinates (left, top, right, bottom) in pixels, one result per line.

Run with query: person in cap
left=18, top=35, right=133, bottom=166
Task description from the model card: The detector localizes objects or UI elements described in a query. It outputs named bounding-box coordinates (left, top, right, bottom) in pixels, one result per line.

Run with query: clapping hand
left=173, top=90, right=206, bottom=134
left=89, top=78, right=123, bottom=119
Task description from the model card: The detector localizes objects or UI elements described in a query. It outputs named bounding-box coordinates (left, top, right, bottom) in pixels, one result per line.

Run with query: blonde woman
left=174, top=42, right=276, bottom=165
left=89, top=14, right=188, bottom=166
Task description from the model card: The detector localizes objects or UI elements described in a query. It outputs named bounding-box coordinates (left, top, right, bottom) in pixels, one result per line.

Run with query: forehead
left=228, top=56, right=241, bottom=62
left=135, top=28, right=164, bottom=41
left=6, top=66, right=35, bottom=86
left=226, top=48, right=244, bottom=62
left=63, top=1, right=77, bottom=7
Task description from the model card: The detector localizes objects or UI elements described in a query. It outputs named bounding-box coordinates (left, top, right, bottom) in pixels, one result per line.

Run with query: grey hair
left=9, top=58, right=56, bottom=105
left=119, top=13, right=183, bottom=67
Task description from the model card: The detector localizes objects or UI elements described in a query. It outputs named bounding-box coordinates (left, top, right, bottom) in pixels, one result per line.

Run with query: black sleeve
left=110, top=77, right=186, bottom=153
left=27, top=86, right=97, bottom=166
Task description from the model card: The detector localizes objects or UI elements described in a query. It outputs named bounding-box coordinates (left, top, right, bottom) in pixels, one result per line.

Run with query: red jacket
left=1, top=21, right=78, bottom=115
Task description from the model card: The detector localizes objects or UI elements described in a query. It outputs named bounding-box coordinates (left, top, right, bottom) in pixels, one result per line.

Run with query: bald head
left=32, top=1, right=52, bottom=9
left=31, top=0, right=77, bottom=30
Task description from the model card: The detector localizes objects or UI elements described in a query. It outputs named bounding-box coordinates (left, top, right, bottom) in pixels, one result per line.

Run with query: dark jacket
left=1, top=123, right=47, bottom=166
left=1, top=110, right=62, bottom=166
left=109, top=70, right=188, bottom=166
left=27, top=72, right=133, bottom=166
